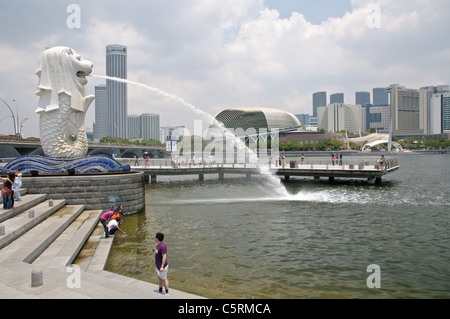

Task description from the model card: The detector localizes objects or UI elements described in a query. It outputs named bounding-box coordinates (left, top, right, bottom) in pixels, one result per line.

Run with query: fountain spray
left=92, top=75, right=289, bottom=197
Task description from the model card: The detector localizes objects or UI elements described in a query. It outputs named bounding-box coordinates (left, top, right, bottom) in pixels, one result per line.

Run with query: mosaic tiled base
left=1, top=155, right=131, bottom=175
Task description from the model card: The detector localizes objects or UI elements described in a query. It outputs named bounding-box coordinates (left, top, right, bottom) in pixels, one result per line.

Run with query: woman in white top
left=14, top=169, right=22, bottom=201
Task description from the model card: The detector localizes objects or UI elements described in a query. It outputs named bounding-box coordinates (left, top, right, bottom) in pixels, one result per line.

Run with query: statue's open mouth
left=77, top=71, right=88, bottom=78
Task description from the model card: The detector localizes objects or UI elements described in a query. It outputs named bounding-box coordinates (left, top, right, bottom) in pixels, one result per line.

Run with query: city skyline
left=0, top=1, right=449, bottom=138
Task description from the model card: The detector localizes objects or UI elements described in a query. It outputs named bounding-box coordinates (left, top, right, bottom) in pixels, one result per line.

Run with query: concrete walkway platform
left=0, top=193, right=204, bottom=299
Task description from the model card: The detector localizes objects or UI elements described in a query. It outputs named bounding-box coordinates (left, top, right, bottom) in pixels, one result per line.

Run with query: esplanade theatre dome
left=215, top=107, right=302, bottom=131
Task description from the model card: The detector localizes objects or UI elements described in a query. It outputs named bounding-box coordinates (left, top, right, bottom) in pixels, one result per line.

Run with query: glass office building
left=106, top=44, right=128, bottom=139
left=373, top=87, right=389, bottom=107
left=93, top=84, right=108, bottom=141
left=443, top=93, right=450, bottom=133
left=312, top=92, right=327, bottom=117
left=330, top=93, right=344, bottom=104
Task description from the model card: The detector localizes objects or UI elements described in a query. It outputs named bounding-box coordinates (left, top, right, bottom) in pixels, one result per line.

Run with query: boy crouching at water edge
left=154, top=232, right=169, bottom=296
left=108, top=217, right=126, bottom=236
left=99, top=206, right=126, bottom=238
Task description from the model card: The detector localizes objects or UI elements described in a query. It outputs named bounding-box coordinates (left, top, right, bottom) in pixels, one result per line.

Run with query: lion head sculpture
left=35, top=46, right=95, bottom=159
left=35, top=46, right=93, bottom=113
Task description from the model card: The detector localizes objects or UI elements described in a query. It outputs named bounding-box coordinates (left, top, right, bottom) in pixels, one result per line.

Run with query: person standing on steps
left=1, top=172, right=15, bottom=209
left=14, top=169, right=22, bottom=201
left=154, top=232, right=169, bottom=296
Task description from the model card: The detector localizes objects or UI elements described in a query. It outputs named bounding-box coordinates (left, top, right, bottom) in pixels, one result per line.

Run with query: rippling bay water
left=106, top=154, right=450, bottom=299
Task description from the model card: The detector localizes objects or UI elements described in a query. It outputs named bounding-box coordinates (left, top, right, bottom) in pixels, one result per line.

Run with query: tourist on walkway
left=379, top=155, right=386, bottom=170
left=14, top=169, right=22, bottom=201
left=331, top=153, right=335, bottom=166
left=1, top=172, right=15, bottom=209
left=154, top=232, right=169, bottom=296
left=339, top=153, right=343, bottom=166
left=301, top=154, right=304, bottom=165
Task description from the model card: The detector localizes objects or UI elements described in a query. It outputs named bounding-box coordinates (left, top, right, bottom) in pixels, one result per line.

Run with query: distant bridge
left=0, top=141, right=167, bottom=161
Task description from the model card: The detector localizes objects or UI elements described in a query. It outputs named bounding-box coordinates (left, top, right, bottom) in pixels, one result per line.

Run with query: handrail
left=117, top=156, right=400, bottom=171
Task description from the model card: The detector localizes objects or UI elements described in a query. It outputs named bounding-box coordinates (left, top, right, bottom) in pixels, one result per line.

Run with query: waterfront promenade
left=124, top=156, right=400, bottom=185
left=0, top=189, right=203, bottom=299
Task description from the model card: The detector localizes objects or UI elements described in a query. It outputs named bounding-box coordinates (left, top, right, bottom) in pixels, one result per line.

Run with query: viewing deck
left=125, top=157, right=400, bottom=185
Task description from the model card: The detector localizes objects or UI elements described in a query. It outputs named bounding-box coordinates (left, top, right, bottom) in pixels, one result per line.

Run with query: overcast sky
left=0, top=0, right=449, bottom=138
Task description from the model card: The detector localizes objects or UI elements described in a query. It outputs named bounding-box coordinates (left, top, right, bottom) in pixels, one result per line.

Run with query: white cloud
left=0, top=0, right=449, bottom=137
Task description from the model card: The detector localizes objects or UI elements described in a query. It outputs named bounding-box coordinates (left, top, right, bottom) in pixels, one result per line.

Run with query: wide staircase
left=0, top=189, right=201, bottom=299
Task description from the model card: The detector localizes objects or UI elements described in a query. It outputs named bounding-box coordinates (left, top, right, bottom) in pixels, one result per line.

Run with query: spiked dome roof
left=215, top=107, right=302, bottom=131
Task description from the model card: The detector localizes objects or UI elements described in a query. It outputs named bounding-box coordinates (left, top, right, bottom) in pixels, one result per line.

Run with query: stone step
left=0, top=194, right=48, bottom=223
left=14, top=187, right=28, bottom=197
left=0, top=199, right=66, bottom=250
left=0, top=205, right=85, bottom=265
left=77, top=269, right=202, bottom=299
left=33, top=210, right=102, bottom=269
left=74, top=223, right=108, bottom=272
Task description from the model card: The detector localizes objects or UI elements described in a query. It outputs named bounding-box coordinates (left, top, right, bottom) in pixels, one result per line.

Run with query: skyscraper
left=420, top=85, right=449, bottom=134
left=317, top=103, right=362, bottom=133
left=128, top=113, right=161, bottom=140
left=106, top=44, right=128, bottom=139
left=442, top=93, right=450, bottom=133
left=386, top=84, right=423, bottom=136
left=330, top=93, right=344, bottom=104
left=127, top=115, right=141, bottom=139
left=312, top=91, right=327, bottom=117
left=373, top=88, right=389, bottom=106
left=93, top=84, right=108, bottom=141
left=141, top=113, right=160, bottom=140
left=355, top=91, right=370, bottom=107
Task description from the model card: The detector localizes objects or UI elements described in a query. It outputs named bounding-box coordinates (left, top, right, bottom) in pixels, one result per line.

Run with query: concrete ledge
left=86, top=235, right=115, bottom=272
left=22, top=171, right=145, bottom=215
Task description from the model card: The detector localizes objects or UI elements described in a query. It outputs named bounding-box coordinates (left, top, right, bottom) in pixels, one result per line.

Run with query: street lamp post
left=20, top=118, right=29, bottom=136
left=0, top=98, right=17, bottom=136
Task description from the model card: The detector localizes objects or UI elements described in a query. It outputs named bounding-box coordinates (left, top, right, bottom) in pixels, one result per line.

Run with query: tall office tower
left=330, top=93, right=344, bottom=104
left=420, top=85, right=450, bottom=134
left=127, top=113, right=161, bottom=140
left=373, top=87, right=390, bottom=106
left=312, top=91, right=327, bottom=117
left=435, top=93, right=450, bottom=133
left=141, top=113, right=160, bottom=140
left=386, top=84, right=423, bottom=136
left=106, top=44, right=128, bottom=139
left=127, top=115, right=141, bottom=139
left=443, top=94, right=450, bottom=133
left=356, top=91, right=371, bottom=106
left=317, top=103, right=362, bottom=133
left=93, top=84, right=108, bottom=141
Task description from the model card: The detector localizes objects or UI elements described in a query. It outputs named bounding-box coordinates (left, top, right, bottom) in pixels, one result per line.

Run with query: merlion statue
left=35, top=46, right=95, bottom=159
